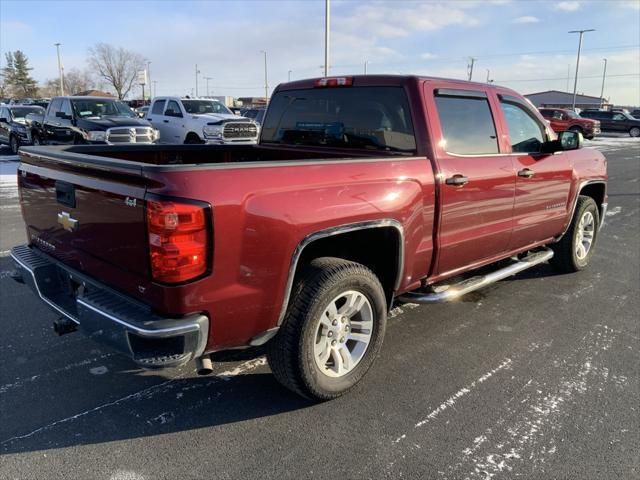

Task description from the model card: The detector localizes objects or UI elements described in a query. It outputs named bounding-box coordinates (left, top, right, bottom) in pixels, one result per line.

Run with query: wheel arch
left=556, top=180, right=606, bottom=241
left=277, top=220, right=404, bottom=325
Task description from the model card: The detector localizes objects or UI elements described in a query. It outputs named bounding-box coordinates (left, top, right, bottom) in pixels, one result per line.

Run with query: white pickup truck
left=146, top=97, right=259, bottom=145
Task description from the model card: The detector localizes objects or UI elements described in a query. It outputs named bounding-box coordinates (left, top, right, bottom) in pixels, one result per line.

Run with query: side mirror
left=558, top=130, right=582, bottom=150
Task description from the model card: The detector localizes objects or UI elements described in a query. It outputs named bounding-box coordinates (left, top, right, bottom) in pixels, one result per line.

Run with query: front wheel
left=629, top=127, right=640, bottom=137
left=9, top=135, right=19, bottom=154
left=550, top=196, right=600, bottom=273
left=267, top=257, right=387, bottom=400
left=32, top=133, right=43, bottom=146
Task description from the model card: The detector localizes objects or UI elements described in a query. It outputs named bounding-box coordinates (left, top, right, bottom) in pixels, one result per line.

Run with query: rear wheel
left=9, top=135, right=19, bottom=154
left=629, top=127, right=640, bottom=137
left=32, top=133, right=43, bottom=146
left=550, top=195, right=599, bottom=273
left=267, top=257, right=387, bottom=400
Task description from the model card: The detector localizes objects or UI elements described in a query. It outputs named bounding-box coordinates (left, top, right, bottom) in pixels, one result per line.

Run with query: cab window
left=151, top=100, right=166, bottom=115
left=164, top=100, right=182, bottom=117
left=500, top=101, right=545, bottom=153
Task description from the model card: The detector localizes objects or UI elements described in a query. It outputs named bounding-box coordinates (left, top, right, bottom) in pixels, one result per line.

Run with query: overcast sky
left=1, top=0, right=639, bottom=105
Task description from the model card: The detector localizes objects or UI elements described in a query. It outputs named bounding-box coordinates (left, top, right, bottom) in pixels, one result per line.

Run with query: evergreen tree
left=1, top=52, right=16, bottom=96
left=11, top=51, right=38, bottom=98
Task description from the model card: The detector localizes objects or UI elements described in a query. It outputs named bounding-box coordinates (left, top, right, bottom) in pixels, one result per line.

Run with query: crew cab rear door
left=425, top=83, right=516, bottom=278
left=494, top=92, right=572, bottom=249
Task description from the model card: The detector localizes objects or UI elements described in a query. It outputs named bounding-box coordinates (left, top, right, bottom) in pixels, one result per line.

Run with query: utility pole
left=324, top=0, right=330, bottom=76
left=569, top=29, right=595, bottom=111
left=599, top=58, right=607, bottom=108
left=288, top=70, right=292, bottom=82
left=566, top=64, right=571, bottom=91
left=195, top=64, right=201, bottom=97
left=153, top=80, right=157, bottom=97
left=364, top=60, right=369, bottom=75
left=54, top=43, right=64, bottom=96
left=467, top=57, right=476, bottom=81
left=260, top=50, right=269, bottom=103
left=204, top=76, right=213, bottom=97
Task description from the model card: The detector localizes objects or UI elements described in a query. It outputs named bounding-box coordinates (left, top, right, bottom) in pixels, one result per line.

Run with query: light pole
left=153, top=80, right=158, bottom=97
left=364, top=60, right=369, bottom=75
left=569, top=29, right=595, bottom=111
left=599, top=58, right=607, bottom=108
left=260, top=50, right=269, bottom=103
left=486, top=69, right=493, bottom=84
left=204, top=76, right=213, bottom=97
left=195, top=64, right=201, bottom=97
left=288, top=70, right=292, bottom=82
left=146, top=61, right=151, bottom=99
left=324, top=0, right=330, bottom=76
left=54, top=43, right=64, bottom=95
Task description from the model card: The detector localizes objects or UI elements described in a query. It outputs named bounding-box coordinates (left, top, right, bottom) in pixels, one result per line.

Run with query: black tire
left=32, top=133, right=43, bottom=146
left=569, top=125, right=583, bottom=135
left=184, top=133, right=203, bottom=144
left=629, top=127, right=640, bottom=137
left=9, top=135, right=19, bottom=154
left=267, top=257, right=387, bottom=400
left=550, top=195, right=600, bottom=273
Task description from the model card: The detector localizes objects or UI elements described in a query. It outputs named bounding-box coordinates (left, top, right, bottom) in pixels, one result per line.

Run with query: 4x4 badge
left=57, top=211, right=79, bottom=232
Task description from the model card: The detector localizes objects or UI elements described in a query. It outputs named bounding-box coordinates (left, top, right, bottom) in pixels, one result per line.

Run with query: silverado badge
left=57, top=211, right=79, bottom=232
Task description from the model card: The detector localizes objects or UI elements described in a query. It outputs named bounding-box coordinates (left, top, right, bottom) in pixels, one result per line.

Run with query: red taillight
left=146, top=198, right=210, bottom=283
left=314, top=76, right=354, bottom=87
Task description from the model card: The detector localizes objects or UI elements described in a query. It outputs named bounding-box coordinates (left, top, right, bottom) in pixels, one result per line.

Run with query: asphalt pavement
left=0, top=138, right=638, bottom=480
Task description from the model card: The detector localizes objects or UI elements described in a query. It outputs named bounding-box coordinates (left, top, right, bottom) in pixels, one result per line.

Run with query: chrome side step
left=398, top=248, right=554, bottom=304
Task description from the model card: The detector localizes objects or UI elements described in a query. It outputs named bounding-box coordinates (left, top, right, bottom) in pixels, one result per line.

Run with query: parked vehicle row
left=11, top=75, right=607, bottom=400
left=539, top=108, right=600, bottom=140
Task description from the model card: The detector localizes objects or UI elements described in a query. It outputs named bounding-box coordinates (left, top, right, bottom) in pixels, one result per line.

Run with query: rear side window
left=434, top=94, right=498, bottom=155
left=60, top=99, right=73, bottom=117
left=151, top=100, right=165, bottom=115
left=48, top=98, right=62, bottom=116
left=261, top=86, right=416, bottom=153
left=165, top=100, right=182, bottom=116
left=500, top=101, right=545, bottom=153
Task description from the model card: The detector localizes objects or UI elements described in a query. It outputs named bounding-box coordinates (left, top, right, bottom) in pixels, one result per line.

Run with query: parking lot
left=0, top=136, right=638, bottom=479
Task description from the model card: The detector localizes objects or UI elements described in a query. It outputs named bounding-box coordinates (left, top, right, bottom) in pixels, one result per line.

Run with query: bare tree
left=87, top=43, right=145, bottom=99
left=64, top=68, right=95, bottom=95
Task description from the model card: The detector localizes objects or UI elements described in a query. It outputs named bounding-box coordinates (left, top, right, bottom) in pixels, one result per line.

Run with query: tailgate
left=18, top=148, right=150, bottom=281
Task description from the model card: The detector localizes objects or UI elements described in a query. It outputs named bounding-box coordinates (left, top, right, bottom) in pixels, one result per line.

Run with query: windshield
left=10, top=107, right=44, bottom=119
left=261, top=86, right=416, bottom=153
left=182, top=100, right=231, bottom=115
left=71, top=99, right=135, bottom=119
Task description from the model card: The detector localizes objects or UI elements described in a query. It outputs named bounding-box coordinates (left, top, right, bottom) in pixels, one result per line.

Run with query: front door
left=162, top=100, right=185, bottom=143
left=426, top=85, right=516, bottom=278
left=496, top=94, right=573, bottom=248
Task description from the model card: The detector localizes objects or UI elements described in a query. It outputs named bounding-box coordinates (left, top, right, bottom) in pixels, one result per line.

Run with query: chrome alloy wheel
left=575, top=210, right=595, bottom=260
left=313, top=290, right=373, bottom=378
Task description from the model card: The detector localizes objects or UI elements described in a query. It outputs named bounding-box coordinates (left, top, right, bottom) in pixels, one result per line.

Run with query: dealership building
left=524, top=90, right=607, bottom=110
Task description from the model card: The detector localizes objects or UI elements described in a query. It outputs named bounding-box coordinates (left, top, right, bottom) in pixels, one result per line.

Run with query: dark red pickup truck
left=11, top=75, right=607, bottom=400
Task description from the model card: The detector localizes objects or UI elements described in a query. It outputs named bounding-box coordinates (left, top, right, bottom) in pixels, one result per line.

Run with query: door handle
left=518, top=168, right=535, bottom=178
left=445, top=174, right=469, bottom=186
left=147, top=118, right=153, bottom=121
left=163, top=120, right=169, bottom=123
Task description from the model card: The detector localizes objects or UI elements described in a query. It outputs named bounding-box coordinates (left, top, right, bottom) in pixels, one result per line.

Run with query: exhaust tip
left=195, top=356, right=213, bottom=375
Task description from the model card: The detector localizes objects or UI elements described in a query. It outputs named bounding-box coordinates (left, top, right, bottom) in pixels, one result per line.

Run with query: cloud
left=0, top=20, right=32, bottom=35
left=336, top=3, right=480, bottom=39
left=512, top=16, right=540, bottom=24
left=420, top=53, right=438, bottom=60
left=553, top=1, right=581, bottom=11
left=618, top=0, right=640, bottom=9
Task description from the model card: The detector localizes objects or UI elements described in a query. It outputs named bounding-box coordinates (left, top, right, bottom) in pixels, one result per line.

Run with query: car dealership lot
left=0, top=138, right=638, bottom=479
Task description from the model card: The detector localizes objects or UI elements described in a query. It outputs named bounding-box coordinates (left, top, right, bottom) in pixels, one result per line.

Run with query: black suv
left=0, top=105, right=46, bottom=153
left=580, top=109, right=640, bottom=137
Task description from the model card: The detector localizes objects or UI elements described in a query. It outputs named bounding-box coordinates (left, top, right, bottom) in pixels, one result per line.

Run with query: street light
left=146, top=61, right=151, bottom=99
left=364, top=60, right=369, bottom=75
left=324, top=0, right=330, bottom=76
left=599, top=58, right=607, bottom=108
left=195, top=64, right=201, bottom=97
left=288, top=70, right=292, bottom=82
left=569, top=29, right=595, bottom=111
left=204, top=76, right=213, bottom=97
left=54, top=43, right=64, bottom=95
left=260, top=50, right=269, bottom=103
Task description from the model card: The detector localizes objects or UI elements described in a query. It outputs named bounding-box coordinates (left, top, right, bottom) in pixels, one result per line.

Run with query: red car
left=11, top=75, right=607, bottom=400
left=539, top=107, right=600, bottom=139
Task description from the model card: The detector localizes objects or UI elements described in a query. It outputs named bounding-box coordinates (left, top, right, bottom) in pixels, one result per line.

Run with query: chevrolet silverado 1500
left=11, top=75, right=607, bottom=400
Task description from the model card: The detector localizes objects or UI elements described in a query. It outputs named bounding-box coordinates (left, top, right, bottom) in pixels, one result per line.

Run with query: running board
left=398, top=248, right=554, bottom=304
